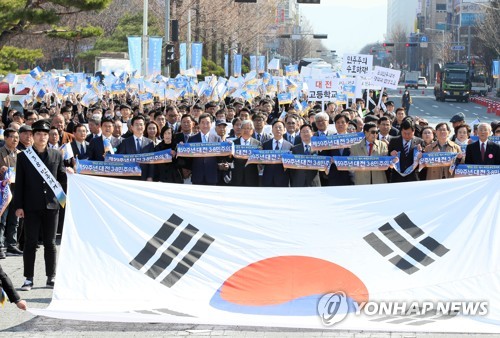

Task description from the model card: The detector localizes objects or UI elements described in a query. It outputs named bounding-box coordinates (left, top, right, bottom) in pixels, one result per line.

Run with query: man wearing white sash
left=13, top=120, right=68, bottom=291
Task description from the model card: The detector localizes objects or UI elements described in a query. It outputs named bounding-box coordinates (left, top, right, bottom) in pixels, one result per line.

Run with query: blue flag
left=127, top=36, right=142, bottom=75
left=179, top=43, right=187, bottom=75
left=191, top=42, right=203, bottom=75
left=233, top=54, right=242, bottom=77
left=148, top=36, right=163, bottom=77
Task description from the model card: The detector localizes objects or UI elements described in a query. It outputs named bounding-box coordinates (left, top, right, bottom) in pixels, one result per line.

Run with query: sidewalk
left=1, top=246, right=499, bottom=337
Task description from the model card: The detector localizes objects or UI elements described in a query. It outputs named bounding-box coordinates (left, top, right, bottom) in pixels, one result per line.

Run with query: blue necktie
left=305, top=145, right=310, bottom=155
left=136, top=138, right=141, bottom=153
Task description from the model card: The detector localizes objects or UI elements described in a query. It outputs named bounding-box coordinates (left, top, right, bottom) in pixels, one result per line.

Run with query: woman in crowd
left=424, top=122, right=463, bottom=180
left=418, top=126, right=436, bottom=181
left=144, top=121, right=161, bottom=146
left=229, top=117, right=243, bottom=139
left=154, top=125, right=183, bottom=183
left=454, top=124, right=471, bottom=148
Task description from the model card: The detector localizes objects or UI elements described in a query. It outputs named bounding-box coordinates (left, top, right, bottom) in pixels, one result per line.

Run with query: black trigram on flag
left=363, top=213, right=449, bottom=275
left=130, top=214, right=214, bottom=287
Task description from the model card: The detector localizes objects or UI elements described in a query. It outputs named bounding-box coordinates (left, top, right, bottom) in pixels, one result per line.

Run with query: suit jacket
left=253, top=131, right=272, bottom=144
left=87, top=135, right=114, bottom=162
left=289, top=143, right=321, bottom=187
left=283, top=133, right=302, bottom=146
left=388, top=136, right=424, bottom=182
left=350, top=139, right=388, bottom=185
left=70, top=140, right=90, bottom=160
left=424, top=141, right=463, bottom=180
left=0, top=146, right=20, bottom=180
left=187, top=133, right=222, bottom=185
left=231, top=137, right=261, bottom=187
left=117, top=136, right=155, bottom=180
left=324, top=147, right=354, bottom=186
left=465, top=140, right=500, bottom=165
left=13, top=147, right=66, bottom=211
left=261, top=138, right=293, bottom=187
left=0, top=264, right=20, bottom=304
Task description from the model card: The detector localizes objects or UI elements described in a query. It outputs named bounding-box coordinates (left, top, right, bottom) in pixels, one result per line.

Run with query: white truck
left=404, top=71, right=420, bottom=89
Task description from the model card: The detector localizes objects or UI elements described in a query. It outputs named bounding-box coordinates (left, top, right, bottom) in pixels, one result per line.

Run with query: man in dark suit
left=388, top=118, right=424, bottom=183
left=51, top=114, right=74, bottom=146
left=231, top=120, right=261, bottom=187
left=377, top=116, right=395, bottom=144
left=283, top=114, right=302, bottom=146
left=251, top=113, right=272, bottom=144
left=88, top=117, right=120, bottom=161
left=14, top=120, right=68, bottom=291
left=187, top=113, right=222, bottom=185
left=323, top=113, right=354, bottom=186
left=262, top=120, right=293, bottom=187
left=290, top=124, right=321, bottom=187
left=465, top=123, right=500, bottom=165
left=173, top=114, right=195, bottom=148
left=117, top=115, right=154, bottom=181
left=70, top=123, right=90, bottom=160
left=314, top=112, right=334, bottom=136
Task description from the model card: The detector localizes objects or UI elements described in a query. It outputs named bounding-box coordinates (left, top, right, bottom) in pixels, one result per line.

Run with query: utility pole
left=187, top=7, right=191, bottom=69
left=164, top=0, right=170, bottom=76
left=142, top=0, right=148, bottom=77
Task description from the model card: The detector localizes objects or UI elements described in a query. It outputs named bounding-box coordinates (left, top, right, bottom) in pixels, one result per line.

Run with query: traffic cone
left=399, top=89, right=402, bottom=94
left=496, top=104, right=500, bottom=116
left=422, top=90, right=425, bottom=95
left=487, top=103, right=492, bottom=113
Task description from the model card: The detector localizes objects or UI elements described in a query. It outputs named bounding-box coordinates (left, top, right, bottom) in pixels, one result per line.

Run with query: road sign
left=420, top=42, right=428, bottom=48
left=420, top=36, right=428, bottom=42
left=451, top=45, right=465, bottom=51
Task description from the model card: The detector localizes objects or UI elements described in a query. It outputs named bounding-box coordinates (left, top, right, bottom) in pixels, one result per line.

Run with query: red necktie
left=368, top=143, right=373, bottom=156
left=481, top=142, right=485, bottom=162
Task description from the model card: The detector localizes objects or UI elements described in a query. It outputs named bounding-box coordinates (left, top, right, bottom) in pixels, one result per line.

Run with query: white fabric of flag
left=31, top=174, right=500, bottom=333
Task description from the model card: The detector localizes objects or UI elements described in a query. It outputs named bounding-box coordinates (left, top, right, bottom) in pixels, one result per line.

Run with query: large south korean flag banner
left=32, top=175, right=500, bottom=333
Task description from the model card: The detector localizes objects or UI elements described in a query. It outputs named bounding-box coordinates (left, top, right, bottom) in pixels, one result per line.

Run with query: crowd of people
left=0, top=88, right=499, bottom=306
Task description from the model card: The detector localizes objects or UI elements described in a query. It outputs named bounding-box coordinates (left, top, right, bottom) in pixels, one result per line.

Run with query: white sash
left=24, top=147, right=66, bottom=208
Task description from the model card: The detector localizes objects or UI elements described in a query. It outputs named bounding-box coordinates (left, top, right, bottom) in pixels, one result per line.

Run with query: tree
left=0, top=0, right=112, bottom=49
left=0, top=46, right=43, bottom=74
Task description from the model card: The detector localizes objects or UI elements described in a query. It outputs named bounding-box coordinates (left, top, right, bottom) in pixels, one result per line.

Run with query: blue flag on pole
left=224, top=54, right=229, bottom=77
left=233, top=54, right=242, bottom=77
left=191, top=42, right=203, bottom=75
left=148, top=37, right=163, bottom=77
left=179, top=43, right=187, bottom=75
left=127, top=36, right=142, bottom=76
left=258, top=55, right=266, bottom=74
left=250, top=55, right=257, bottom=72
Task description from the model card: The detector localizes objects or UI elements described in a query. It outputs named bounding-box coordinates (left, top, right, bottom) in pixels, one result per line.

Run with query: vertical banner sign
left=493, top=60, right=500, bottom=79
left=234, top=54, right=242, bottom=77
left=258, top=55, right=266, bottom=74
left=191, top=42, right=203, bottom=75
left=128, top=36, right=142, bottom=76
left=250, top=55, right=257, bottom=72
left=179, top=43, right=187, bottom=75
left=224, top=54, right=229, bottom=77
left=342, top=54, right=373, bottom=77
left=148, top=37, right=163, bottom=77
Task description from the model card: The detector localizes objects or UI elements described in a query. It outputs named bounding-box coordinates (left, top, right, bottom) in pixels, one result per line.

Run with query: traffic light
left=313, top=34, right=328, bottom=39
left=405, top=43, right=418, bottom=47
left=235, top=0, right=257, bottom=2
left=279, top=34, right=291, bottom=38
left=171, top=20, right=179, bottom=42
left=383, top=43, right=394, bottom=47
left=165, top=44, right=175, bottom=65
left=297, top=0, right=321, bottom=3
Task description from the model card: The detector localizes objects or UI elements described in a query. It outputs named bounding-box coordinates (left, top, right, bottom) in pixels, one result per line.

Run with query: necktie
left=481, top=142, right=485, bottom=162
left=305, top=145, right=310, bottom=155
left=80, top=143, right=85, bottom=155
left=275, top=141, right=280, bottom=150
left=319, top=132, right=324, bottom=137
left=290, top=135, right=294, bottom=144
left=404, top=141, right=410, bottom=155
left=136, top=138, right=141, bottom=152
left=203, top=134, right=207, bottom=143
left=257, top=133, right=261, bottom=141
left=368, top=143, right=373, bottom=156
left=184, top=134, right=189, bottom=143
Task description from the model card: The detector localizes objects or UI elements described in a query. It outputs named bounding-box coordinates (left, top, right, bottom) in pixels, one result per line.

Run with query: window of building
left=436, top=4, right=447, bottom=11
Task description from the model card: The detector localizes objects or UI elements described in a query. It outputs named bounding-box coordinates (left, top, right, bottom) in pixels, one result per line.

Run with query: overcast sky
left=300, top=0, right=388, bottom=56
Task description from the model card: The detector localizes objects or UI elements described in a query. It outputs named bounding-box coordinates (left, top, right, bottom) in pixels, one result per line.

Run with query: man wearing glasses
left=350, top=122, right=389, bottom=185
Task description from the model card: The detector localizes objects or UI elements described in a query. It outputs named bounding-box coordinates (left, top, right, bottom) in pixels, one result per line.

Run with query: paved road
left=385, top=87, right=498, bottom=126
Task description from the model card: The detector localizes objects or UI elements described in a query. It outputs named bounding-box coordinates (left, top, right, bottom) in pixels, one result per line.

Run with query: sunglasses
left=368, top=130, right=379, bottom=135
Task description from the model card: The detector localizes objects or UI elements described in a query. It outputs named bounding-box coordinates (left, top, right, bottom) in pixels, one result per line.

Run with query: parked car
left=417, top=76, right=428, bottom=88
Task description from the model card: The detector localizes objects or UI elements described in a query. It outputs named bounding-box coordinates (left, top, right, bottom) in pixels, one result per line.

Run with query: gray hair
left=241, top=120, right=254, bottom=129
left=314, top=112, right=329, bottom=123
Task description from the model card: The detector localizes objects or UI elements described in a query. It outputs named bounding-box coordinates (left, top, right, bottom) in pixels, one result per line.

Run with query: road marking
left=473, top=113, right=478, bottom=116
left=474, top=106, right=482, bottom=109
left=432, top=116, right=438, bottom=118
left=425, top=112, right=430, bottom=115
left=432, top=105, right=439, bottom=108
left=420, top=109, right=424, bottom=112
left=464, top=109, right=469, bottom=112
